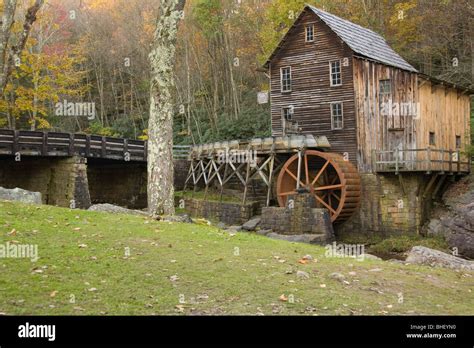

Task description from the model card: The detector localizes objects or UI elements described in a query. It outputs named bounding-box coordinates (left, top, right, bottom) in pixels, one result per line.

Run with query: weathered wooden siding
left=417, top=80, right=471, bottom=152
left=353, top=58, right=418, bottom=172
left=269, top=9, right=357, bottom=165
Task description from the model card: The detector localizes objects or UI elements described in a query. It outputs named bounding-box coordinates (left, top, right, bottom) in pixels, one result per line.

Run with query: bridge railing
left=0, top=129, right=148, bottom=161
left=0, top=129, right=192, bottom=162
left=173, top=145, right=191, bottom=160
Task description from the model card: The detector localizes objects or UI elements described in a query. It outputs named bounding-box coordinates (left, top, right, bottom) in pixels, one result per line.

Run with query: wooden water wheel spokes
left=276, top=150, right=361, bottom=223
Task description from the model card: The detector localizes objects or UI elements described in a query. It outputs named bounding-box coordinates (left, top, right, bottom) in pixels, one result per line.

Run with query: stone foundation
left=260, top=193, right=335, bottom=243
left=336, top=173, right=437, bottom=240
left=181, top=197, right=259, bottom=225
left=0, top=156, right=189, bottom=210
left=0, top=156, right=91, bottom=208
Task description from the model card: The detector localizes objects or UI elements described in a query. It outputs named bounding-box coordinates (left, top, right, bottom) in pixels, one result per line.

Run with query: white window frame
left=305, top=25, right=314, bottom=42
left=280, top=66, right=292, bottom=93
left=330, top=102, right=344, bottom=130
left=329, top=60, right=342, bottom=87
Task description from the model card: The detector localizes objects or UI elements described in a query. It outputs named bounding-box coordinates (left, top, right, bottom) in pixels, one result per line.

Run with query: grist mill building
left=262, top=5, right=472, bottom=237
left=185, top=5, right=472, bottom=239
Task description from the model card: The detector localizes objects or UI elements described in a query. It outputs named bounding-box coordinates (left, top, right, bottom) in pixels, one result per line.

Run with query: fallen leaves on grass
left=195, top=218, right=211, bottom=226
left=298, top=254, right=315, bottom=264
left=169, top=275, right=179, bottom=282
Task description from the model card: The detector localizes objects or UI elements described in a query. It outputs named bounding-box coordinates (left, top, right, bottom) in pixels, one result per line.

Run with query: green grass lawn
left=0, top=201, right=472, bottom=315
left=175, top=190, right=250, bottom=204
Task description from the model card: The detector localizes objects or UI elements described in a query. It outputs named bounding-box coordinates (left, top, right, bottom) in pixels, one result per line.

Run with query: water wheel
left=276, top=150, right=361, bottom=223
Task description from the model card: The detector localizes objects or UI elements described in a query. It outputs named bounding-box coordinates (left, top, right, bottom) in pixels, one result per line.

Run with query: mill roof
left=264, top=5, right=418, bottom=73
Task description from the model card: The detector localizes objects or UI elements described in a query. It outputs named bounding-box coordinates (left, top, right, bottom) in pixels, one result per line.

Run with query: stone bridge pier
left=0, top=156, right=188, bottom=210
left=0, top=156, right=91, bottom=208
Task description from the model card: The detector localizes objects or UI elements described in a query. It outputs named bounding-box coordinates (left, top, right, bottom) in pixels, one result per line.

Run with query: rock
left=329, top=272, right=345, bottom=281
left=362, top=254, right=382, bottom=261
left=444, top=228, right=474, bottom=257
left=242, top=217, right=261, bottom=231
left=466, top=210, right=474, bottom=226
left=162, top=214, right=193, bottom=223
left=227, top=225, right=243, bottom=232
left=388, top=259, right=405, bottom=264
left=296, top=271, right=310, bottom=279
left=303, top=254, right=314, bottom=261
left=256, top=229, right=272, bottom=236
left=216, top=222, right=226, bottom=229
left=423, top=174, right=474, bottom=258
left=0, top=187, right=42, bottom=204
left=406, top=246, right=474, bottom=271
left=267, top=233, right=326, bottom=244
left=88, top=203, right=147, bottom=216
left=426, top=219, right=444, bottom=237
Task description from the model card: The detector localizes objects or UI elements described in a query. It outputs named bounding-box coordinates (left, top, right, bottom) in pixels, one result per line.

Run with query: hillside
left=0, top=201, right=472, bottom=315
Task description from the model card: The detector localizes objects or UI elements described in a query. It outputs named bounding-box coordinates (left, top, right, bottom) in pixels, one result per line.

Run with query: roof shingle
left=308, top=6, right=417, bottom=72
left=264, top=5, right=418, bottom=73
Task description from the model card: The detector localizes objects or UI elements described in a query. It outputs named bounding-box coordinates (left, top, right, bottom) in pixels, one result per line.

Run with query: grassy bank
left=0, top=201, right=472, bottom=315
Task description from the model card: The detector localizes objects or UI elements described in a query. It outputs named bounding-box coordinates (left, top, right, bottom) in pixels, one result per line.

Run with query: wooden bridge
left=0, top=129, right=191, bottom=210
left=0, top=129, right=191, bottom=161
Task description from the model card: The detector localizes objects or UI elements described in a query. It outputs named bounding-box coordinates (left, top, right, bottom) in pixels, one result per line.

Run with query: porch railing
left=373, top=148, right=471, bottom=174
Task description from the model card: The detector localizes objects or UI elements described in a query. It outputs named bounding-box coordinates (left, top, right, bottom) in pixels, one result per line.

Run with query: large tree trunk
left=0, top=0, right=18, bottom=95
left=0, top=0, right=44, bottom=95
left=148, top=0, right=185, bottom=217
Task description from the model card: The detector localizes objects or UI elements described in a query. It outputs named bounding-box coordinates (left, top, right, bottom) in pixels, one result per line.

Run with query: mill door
left=388, top=129, right=404, bottom=168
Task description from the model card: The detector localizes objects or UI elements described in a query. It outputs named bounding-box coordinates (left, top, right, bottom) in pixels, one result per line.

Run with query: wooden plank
left=69, top=133, right=75, bottom=156
left=422, top=174, right=439, bottom=198
left=42, top=132, right=48, bottom=155
left=12, top=130, right=19, bottom=154
left=85, top=135, right=91, bottom=157
left=123, top=139, right=129, bottom=159
left=101, top=136, right=107, bottom=157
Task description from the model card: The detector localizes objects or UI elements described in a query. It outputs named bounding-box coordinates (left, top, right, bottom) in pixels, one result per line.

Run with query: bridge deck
left=0, top=129, right=147, bottom=162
